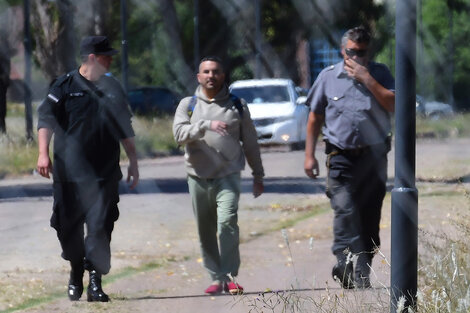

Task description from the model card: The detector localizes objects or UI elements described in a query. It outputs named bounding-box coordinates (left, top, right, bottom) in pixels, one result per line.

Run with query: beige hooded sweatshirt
left=173, top=85, right=264, bottom=181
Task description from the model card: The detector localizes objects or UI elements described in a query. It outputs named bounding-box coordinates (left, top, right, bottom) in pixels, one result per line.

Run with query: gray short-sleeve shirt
left=307, top=60, right=395, bottom=150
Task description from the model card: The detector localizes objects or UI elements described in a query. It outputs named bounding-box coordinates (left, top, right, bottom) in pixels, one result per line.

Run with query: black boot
left=87, top=270, right=109, bottom=302
left=332, top=251, right=354, bottom=289
left=68, top=262, right=84, bottom=301
left=354, top=252, right=373, bottom=289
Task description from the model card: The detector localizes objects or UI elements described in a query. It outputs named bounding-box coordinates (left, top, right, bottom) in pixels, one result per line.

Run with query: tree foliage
left=418, top=0, right=470, bottom=109
left=30, top=0, right=77, bottom=80
left=4, top=0, right=469, bottom=110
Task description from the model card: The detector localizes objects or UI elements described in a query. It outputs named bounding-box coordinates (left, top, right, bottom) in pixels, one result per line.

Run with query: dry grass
left=2, top=104, right=470, bottom=178
left=416, top=187, right=470, bottom=313
left=0, top=105, right=179, bottom=178
left=233, top=186, right=470, bottom=313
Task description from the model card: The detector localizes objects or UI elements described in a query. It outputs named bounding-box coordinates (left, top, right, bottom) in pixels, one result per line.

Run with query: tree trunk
left=76, top=0, right=118, bottom=38
left=0, top=6, right=15, bottom=133
left=155, top=0, right=197, bottom=94
left=31, top=0, right=77, bottom=80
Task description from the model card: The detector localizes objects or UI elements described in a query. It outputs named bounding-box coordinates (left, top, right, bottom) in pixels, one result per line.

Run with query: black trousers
left=326, top=145, right=388, bottom=255
left=51, top=180, right=120, bottom=275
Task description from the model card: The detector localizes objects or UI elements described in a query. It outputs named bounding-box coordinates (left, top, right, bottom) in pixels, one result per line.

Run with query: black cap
left=80, top=36, right=118, bottom=56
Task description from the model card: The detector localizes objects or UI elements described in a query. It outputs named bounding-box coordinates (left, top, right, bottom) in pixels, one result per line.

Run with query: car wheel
left=428, top=112, right=442, bottom=120
left=289, top=119, right=305, bottom=151
left=289, top=141, right=305, bottom=151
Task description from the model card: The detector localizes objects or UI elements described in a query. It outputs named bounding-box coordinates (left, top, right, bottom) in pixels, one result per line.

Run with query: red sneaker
left=204, top=283, right=223, bottom=295
left=225, top=282, right=244, bottom=295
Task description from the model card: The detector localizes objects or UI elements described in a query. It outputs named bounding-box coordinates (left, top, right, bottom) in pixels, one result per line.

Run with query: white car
left=416, top=96, right=454, bottom=120
left=229, top=79, right=309, bottom=150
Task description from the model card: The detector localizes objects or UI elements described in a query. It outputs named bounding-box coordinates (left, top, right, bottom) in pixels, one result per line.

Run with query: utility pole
left=193, top=0, right=200, bottom=72
left=120, top=0, right=129, bottom=93
left=254, top=0, right=261, bottom=78
left=23, top=0, right=33, bottom=140
left=448, top=0, right=454, bottom=107
left=417, top=0, right=424, bottom=97
left=391, top=0, right=418, bottom=312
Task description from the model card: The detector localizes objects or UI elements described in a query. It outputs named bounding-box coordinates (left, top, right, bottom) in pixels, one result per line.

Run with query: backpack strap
left=229, top=93, right=244, bottom=118
left=187, top=95, right=197, bottom=117
left=187, top=93, right=244, bottom=118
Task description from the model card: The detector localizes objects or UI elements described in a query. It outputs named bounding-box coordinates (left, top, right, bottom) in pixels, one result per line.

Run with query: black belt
left=325, top=142, right=378, bottom=157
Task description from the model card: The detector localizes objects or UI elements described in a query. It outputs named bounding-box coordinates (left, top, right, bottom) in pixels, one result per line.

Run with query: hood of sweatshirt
left=173, top=84, right=264, bottom=179
left=194, top=84, right=230, bottom=103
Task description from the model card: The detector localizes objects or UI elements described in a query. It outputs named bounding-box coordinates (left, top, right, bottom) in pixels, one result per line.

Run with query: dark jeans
left=51, top=180, right=120, bottom=275
left=326, top=145, right=388, bottom=255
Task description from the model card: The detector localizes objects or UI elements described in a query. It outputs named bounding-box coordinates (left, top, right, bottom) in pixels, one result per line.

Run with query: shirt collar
left=336, top=61, right=348, bottom=78
left=335, top=60, right=372, bottom=78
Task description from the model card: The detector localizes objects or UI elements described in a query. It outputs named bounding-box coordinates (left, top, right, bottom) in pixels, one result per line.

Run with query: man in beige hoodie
left=173, top=56, right=264, bottom=295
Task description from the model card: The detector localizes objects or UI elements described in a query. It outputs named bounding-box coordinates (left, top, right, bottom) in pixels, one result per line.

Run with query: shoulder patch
left=49, top=72, right=71, bottom=88
left=46, top=72, right=73, bottom=104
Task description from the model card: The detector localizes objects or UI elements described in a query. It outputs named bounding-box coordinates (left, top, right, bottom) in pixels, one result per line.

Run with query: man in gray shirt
left=304, top=26, right=395, bottom=289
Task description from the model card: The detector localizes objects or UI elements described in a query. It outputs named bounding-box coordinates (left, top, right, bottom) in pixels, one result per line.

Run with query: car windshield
left=231, top=86, right=290, bottom=104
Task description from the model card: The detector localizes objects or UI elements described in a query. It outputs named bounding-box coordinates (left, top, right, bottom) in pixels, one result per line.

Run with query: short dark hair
left=341, top=26, right=371, bottom=47
left=199, top=56, right=224, bottom=72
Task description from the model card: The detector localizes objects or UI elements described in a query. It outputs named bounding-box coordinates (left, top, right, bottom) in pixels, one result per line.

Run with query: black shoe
left=354, top=253, right=373, bottom=289
left=68, top=262, right=84, bottom=301
left=87, top=270, right=109, bottom=302
left=68, top=282, right=83, bottom=301
left=332, top=261, right=354, bottom=289
left=354, top=274, right=372, bottom=289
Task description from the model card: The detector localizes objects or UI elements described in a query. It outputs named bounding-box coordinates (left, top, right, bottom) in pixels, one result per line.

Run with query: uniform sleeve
left=172, top=97, right=211, bottom=145
left=379, top=64, right=395, bottom=91
left=37, top=82, right=63, bottom=131
left=239, top=101, right=264, bottom=181
left=306, top=71, right=328, bottom=115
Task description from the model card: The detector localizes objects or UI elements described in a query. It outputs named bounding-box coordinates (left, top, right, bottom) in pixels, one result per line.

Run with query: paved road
left=1, top=139, right=470, bottom=312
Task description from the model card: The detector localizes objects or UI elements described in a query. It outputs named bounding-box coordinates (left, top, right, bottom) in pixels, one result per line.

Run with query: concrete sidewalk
left=0, top=150, right=397, bottom=313
left=16, top=194, right=393, bottom=313
left=4, top=139, right=470, bottom=312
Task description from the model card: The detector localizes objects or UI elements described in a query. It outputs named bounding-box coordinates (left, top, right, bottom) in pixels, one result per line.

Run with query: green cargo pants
left=187, top=172, right=241, bottom=282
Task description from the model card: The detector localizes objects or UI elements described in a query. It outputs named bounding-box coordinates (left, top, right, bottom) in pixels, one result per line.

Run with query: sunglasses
left=345, top=48, right=368, bottom=58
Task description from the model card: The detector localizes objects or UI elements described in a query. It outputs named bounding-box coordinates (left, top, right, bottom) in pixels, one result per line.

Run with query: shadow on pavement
left=0, top=177, right=327, bottom=201
left=118, top=287, right=352, bottom=301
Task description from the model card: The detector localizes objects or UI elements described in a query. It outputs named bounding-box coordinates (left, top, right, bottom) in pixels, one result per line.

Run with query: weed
left=234, top=187, right=470, bottom=313
left=417, top=187, right=470, bottom=313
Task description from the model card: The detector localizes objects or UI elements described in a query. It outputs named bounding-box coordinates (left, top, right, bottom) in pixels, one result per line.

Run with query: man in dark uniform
left=36, top=36, right=139, bottom=302
left=304, top=26, right=395, bottom=289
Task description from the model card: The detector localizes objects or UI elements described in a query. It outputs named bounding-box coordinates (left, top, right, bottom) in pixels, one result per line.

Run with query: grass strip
left=1, top=260, right=167, bottom=313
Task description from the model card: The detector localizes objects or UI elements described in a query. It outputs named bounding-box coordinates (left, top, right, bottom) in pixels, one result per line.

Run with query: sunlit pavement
left=1, top=139, right=470, bottom=312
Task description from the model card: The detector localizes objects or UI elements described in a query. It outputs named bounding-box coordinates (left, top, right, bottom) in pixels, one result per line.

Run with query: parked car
left=416, top=96, right=454, bottom=119
left=127, top=87, right=180, bottom=115
left=229, top=78, right=309, bottom=150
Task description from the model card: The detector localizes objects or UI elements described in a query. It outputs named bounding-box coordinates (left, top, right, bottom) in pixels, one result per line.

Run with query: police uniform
left=37, top=69, right=134, bottom=275
left=307, top=60, right=394, bottom=261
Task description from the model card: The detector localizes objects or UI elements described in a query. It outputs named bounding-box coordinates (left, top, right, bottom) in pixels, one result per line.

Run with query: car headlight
left=281, top=134, right=290, bottom=142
